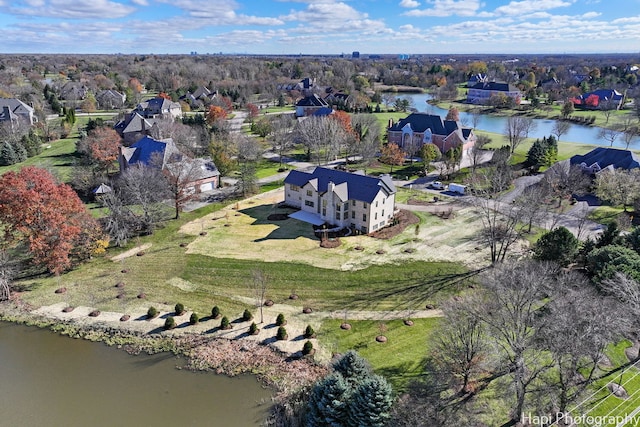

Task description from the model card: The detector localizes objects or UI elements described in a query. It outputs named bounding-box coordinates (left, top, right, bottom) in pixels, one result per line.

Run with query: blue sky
left=1, top=0, right=639, bottom=54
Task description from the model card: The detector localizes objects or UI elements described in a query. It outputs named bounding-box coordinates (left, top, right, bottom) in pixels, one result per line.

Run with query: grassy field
left=318, top=318, right=440, bottom=390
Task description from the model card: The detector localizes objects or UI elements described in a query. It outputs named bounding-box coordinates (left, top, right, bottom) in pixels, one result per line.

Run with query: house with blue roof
left=569, top=147, right=640, bottom=174
left=283, top=167, right=396, bottom=234
left=387, top=113, right=476, bottom=157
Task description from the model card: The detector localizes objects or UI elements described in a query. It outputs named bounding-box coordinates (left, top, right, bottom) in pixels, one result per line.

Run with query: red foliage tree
left=247, top=103, right=259, bottom=121
left=445, top=107, right=460, bottom=121
left=0, top=167, right=105, bottom=274
left=331, top=110, right=354, bottom=136
left=127, top=78, right=142, bottom=93
left=85, top=127, right=122, bottom=174
left=585, top=94, right=599, bottom=108
left=158, top=92, right=172, bottom=100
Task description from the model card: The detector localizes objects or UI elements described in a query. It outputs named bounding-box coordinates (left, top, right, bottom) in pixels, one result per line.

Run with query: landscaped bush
left=147, top=306, right=158, bottom=319
left=189, top=313, right=199, bottom=325
left=304, top=325, right=316, bottom=338
left=175, top=303, right=185, bottom=315
left=242, top=308, right=253, bottom=321
left=276, top=313, right=286, bottom=326
left=302, top=340, right=314, bottom=355
left=220, top=316, right=231, bottom=329
left=211, top=305, right=221, bottom=319
left=164, top=316, right=176, bottom=330
left=249, top=322, right=259, bottom=335
left=276, top=326, right=288, bottom=340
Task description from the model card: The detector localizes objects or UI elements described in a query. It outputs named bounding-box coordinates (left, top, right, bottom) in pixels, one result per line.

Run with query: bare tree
left=470, top=107, right=482, bottom=129
left=269, top=114, right=294, bottom=167
left=250, top=269, right=268, bottom=324
left=598, top=126, right=619, bottom=147
left=620, top=116, right=640, bottom=150
left=294, top=116, right=346, bottom=165
left=236, top=134, right=261, bottom=196
left=163, top=157, right=204, bottom=219
left=99, top=189, right=139, bottom=247
left=595, top=168, right=640, bottom=211
left=470, top=261, right=557, bottom=424
left=552, top=120, right=571, bottom=143
left=504, top=116, right=536, bottom=154
left=117, top=164, right=171, bottom=231
left=541, top=161, right=590, bottom=208
left=469, top=134, right=491, bottom=173
left=515, top=183, right=551, bottom=233
left=0, top=250, right=15, bottom=301
left=539, top=276, right=628, bottom=418
left=433, top=295, right=488, bottom=393
left=351, top=114, right=381, bottom=169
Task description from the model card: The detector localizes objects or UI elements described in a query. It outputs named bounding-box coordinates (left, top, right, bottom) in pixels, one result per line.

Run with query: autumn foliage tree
left=206, top=105, right=227, bottom=125
left=83, top=127, right=122, bottom=174
left=0, top=167, right=105, bottom=274
left=380, top=143, right=405, bottom=173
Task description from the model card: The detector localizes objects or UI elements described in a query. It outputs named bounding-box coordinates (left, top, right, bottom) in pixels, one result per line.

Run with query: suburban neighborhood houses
left=3, top=51, right=640, bottom=427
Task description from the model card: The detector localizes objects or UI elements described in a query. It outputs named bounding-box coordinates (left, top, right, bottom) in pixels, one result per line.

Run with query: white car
left=430, top=181, right=445, bottom=190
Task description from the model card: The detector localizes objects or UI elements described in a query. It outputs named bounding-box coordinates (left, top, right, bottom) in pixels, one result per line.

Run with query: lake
left=397, top=93, right=638, bottom=148
left=0, top=322, right=272, bottom=427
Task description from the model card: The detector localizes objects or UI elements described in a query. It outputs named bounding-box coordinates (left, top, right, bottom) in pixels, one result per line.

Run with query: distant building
left=284, top=167, right=396, bottom=234
left=570, top=89, right=624, bottom=110
left=352, top=51, right=360, bottom=58
left=387, top=112, right=476, bottom=157
left=295, top=94, right=329, bottom=117
left=0, top=98, right=37, bottom=128
left=466, top=81, right=521, bottom=105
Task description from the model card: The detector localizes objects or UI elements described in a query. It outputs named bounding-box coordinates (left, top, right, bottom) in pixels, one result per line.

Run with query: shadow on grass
left=342, top=268, right=487, bottom=311
left=237, top=204, right=316, bottom=242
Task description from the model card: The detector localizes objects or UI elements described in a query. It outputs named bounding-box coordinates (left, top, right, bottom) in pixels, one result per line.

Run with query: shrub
left=211, top=305, right=220, bottom=319
left=276, top=326, right=288, bottom=340
left=304, top=325, right=316, bottom=338
left=276, top=313, right=286, bottom=326
left=242, top=308, right=253, bottom=321
left=302, top=340, right=314, bottom=355
left=220, top=316, right=231, bottom=329
left=147, top=306, right=158, bottom=319
left=249, top=322, right=259, bottom=335
left=189, top=313, right=199, bottom=325
left=175, top=303, right=185, bottom=315
left=164, top=316, right=176, bottom=330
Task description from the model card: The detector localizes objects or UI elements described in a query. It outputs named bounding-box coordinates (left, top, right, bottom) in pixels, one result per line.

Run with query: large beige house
left=284, top=167, right=396, bottom=234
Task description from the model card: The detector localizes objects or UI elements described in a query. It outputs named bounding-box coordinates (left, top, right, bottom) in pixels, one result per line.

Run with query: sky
left=1, top=0, right=639, bottom=55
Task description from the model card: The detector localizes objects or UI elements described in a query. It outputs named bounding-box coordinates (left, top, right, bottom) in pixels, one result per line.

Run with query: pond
left=396, top=92, right=639, bottom=148
left=0, top=322, right=272, bottom=427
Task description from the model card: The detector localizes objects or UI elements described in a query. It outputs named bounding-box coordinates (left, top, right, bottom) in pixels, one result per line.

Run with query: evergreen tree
left=306, top=373, right=349, bottom=427
left=332, top=350, right=372, bottom=388
left=533, top=226, right=579, bottom=267
left=543, top=135, right=558, bottom=167
left=346, top=375, right=394, bottom=427
left=0, top=142, right=17, bottom=166
left=13, top=142, right=27, bottom=163
left=526, top=138, right=547, bottom=171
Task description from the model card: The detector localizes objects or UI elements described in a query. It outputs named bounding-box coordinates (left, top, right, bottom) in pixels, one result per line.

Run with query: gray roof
left=469, top=81, right=519, bottom=92
left=284, top=167, right=395, bottom=203
left=388, top=112, right=468, bottom=137
left=296, top=94, right=329, bottom=107
left=570, top=147, right=640, bottom=171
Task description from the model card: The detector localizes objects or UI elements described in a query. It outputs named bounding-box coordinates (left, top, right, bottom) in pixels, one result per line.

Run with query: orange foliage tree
left=380, top=143, right=405, bottom=173
left=158, top=92, right=172, bottom=100
left=331, top=110, right=354, bottom=135
left=0, top=167, right=105, bottom=274
left=206, top=105, right=227, bottom=125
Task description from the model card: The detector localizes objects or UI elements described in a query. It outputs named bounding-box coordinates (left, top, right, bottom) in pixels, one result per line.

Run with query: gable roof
left=469, top=81, right=519, bottom=92
left=296, top=94, right=329, bottom=107
left=570, top=147, right=640, bottom=171
left=388, top=112, right=466, bottom=137
left=121, top=136, right=180, bottom=168
left=284, top=167, right=395, bottom=203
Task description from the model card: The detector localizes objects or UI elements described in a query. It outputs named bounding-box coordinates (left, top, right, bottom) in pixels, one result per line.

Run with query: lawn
left=588, top=206, right=626, bottom=224
left=317, top=318, right=440, bottom=390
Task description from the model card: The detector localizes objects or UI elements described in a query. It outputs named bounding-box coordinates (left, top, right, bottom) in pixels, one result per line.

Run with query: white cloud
left=399, top=0, right=420, bottom=8
left=8, top=0, right=136, bottom=19
left=493, top=0, right=575, bottom=17
left=403, top=0, right=482, bottom=17
left=156, top=0, right=284, bottom=25
left=131, top=0, right=148, bottom=5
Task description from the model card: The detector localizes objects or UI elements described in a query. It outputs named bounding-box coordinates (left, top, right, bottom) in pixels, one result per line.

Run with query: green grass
left=588, top=206, right=626, bottom=224
left=318, top=318, right=440, bottom=390
left=0, top=137, right=78, bottom=180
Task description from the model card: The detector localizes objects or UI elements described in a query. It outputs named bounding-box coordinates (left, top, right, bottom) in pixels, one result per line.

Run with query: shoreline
left=0, top=297, right=328, bottom=398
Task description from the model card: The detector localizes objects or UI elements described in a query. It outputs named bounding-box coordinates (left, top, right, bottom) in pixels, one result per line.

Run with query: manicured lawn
left=318, top=318, right=440, bottom=390
left=588, top=206, right=626, bottom=224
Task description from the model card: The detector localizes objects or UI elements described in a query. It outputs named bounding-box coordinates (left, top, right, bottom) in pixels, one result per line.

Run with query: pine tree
left=526, top=138, right=546, bottom=171
left=0, top=142, right=17, bottom=166
left=306, top=373, right=349, bottom=427
left=346, top=375, right=394, bottom=427
left=13, top=142, right=27, bottom=163
left=543, top=135, right=558, bottom=167
left=332, top=350, right=372, bottom=388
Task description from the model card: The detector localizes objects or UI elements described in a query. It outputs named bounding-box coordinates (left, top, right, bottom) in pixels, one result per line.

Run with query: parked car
left=449, top=183, right=467, bottom=195
left=430, top=181, right=445, bottom=190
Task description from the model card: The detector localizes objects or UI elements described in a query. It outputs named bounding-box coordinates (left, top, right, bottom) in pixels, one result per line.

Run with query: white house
left=284, top=167, right=396, bottom=234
